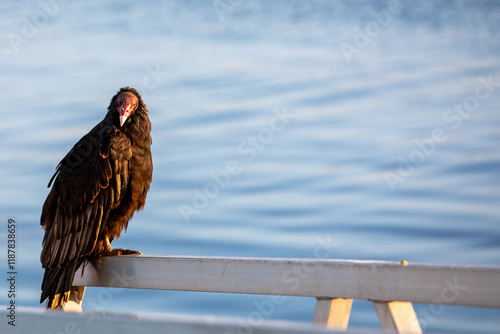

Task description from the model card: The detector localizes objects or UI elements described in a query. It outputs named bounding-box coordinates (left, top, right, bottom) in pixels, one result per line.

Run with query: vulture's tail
left=40, top=258, right=84, bottom=309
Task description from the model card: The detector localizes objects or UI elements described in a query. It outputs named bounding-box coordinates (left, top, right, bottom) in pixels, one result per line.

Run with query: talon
left=116, top=248, right=142, bottom=255
left=95, top=237, right=141, bottom=256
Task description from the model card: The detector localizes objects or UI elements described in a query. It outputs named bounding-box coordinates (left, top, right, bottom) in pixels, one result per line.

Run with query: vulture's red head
left=116, top=91, right=138, bottom=127
left=108, top=87, right=146, bottom=128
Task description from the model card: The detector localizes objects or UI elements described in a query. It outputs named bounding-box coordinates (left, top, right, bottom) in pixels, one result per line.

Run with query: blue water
left=1, top=1, right=500, bottom=333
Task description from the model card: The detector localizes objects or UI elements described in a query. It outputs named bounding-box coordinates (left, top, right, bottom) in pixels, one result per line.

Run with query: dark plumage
left=40, top=87, right=152, bottom=309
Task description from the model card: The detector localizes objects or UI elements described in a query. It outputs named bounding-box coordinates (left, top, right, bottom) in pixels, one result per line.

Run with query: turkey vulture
left=40, top=87, right=153, bottom=309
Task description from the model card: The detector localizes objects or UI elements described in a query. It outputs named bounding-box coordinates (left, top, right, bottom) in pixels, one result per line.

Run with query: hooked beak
left=119, top=103, right=135, bottom=127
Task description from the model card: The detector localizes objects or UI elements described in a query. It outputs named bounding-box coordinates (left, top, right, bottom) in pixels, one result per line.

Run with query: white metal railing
left=3, top=256, right=499, bottom=333
left=72, top=255, right=500, bottom=333
left=0, top=305, right=352, bottom=334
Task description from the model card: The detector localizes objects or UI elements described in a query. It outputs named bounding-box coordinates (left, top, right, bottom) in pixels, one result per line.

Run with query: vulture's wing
left=40, top=124, right=132, bottom=269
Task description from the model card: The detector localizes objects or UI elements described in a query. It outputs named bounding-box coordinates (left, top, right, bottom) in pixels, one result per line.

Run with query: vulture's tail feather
left=41, top=259, right=82, bottom=309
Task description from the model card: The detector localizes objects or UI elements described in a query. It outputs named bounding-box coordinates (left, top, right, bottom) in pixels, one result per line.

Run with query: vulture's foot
left=97, top=236, right=142, bottom=256
left=97, top=246, right=142, bottom=257
left=112, top=248, right=142, bottom=256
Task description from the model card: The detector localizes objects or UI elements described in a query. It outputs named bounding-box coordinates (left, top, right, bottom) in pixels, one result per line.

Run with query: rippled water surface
left=1, top=1, right=500, bottom=333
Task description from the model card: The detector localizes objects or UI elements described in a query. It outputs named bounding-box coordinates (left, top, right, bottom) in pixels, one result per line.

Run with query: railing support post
left=373, top=301, right=422, bottom=334
left=313, top=297, right=353, bottom=330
